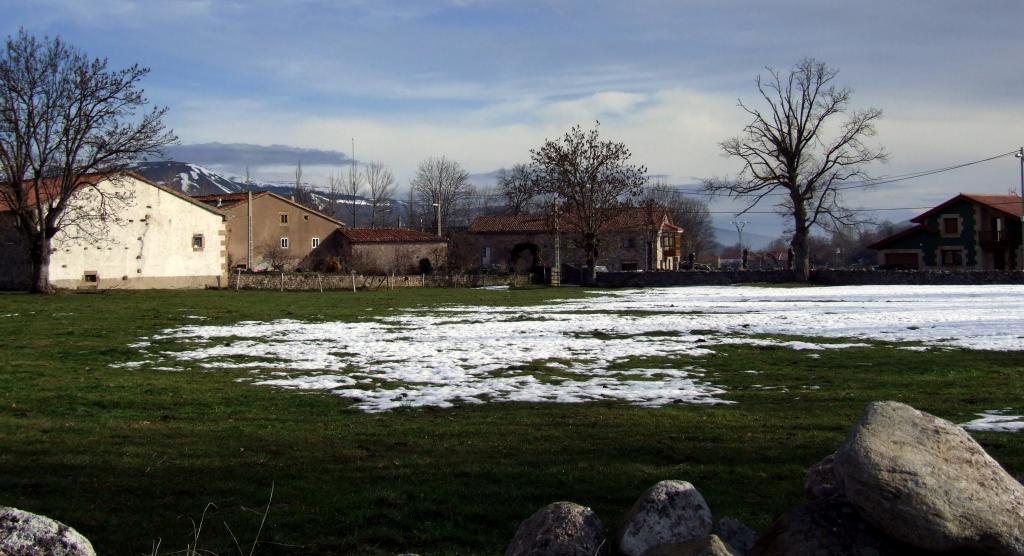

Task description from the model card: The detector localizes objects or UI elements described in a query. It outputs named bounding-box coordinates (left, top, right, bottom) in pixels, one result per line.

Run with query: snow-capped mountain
left=132, top=161, right=244, bottom=195
left=131, top=160, right=387, bottom=225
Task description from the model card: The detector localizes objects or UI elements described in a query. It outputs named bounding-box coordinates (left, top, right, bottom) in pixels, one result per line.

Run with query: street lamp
left=1016, top=147, right=1024, bottom=271
left=431, top=202, right=441, bottom=237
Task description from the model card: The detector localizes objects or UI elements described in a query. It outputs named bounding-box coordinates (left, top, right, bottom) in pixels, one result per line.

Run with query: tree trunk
left=584, top=235, right=598, bottom=284
left=791, top=225, right=811, bottom=282
left=29, top=237, right=53, bottom=294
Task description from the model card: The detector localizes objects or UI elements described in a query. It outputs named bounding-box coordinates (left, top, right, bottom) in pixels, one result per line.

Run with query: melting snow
left=119, top=285, right=1024, bottom=412
left=960, top=409, right=1024, bottom=433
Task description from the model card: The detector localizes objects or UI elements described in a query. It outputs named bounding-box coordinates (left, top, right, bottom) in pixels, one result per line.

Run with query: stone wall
left=228, top=271, right=528, bottom=291
left=595, top=269, right=1024, bottom=288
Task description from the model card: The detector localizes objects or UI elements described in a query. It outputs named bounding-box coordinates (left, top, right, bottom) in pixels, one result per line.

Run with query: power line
left=649, top=150, right=1018, bottom=197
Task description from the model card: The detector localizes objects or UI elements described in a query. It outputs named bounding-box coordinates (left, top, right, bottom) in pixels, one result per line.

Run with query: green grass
left=0, top=288, right=1022, bottom=555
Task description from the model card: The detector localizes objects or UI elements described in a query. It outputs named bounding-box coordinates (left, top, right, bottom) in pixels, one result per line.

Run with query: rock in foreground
left=619, top=480, right=713, bottom=556
left=0, top=506, right=95, bottom=556
left=505, top=501, right=608, bottom=556
left=834, top=400, right=1024, bottom=555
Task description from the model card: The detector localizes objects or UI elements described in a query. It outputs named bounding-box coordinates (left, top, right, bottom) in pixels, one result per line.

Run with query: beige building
left=193, top=191, right=345, bottom=270
left=1, top=173, right=227, bottom=290
left=338, top=228, right=448, bottom=274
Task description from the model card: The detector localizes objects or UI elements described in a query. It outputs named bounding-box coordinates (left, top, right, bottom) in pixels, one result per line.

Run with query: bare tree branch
left=703, top=58, right=885, bottom=280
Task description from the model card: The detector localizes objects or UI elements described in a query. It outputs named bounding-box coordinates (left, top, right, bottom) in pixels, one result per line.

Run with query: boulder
left=751, top=498, right=927, bottom=556
left=834, top=401, right=1024, bottom=555
left=0, top=506, right=95, bottom=556
left=803, top=452, right=840, bottom=501
left=712, top=518, right=755, bottom=555
left=619, top=480, right=713, bottom=556
left=505, top=501, right=608, bottom=556
left=641, top=534, right=738, bottom=556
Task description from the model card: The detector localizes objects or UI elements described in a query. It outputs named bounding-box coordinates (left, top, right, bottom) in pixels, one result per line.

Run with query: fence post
left=280, top=271, right=284, bottom=292
left=318, top=273, right=323, bottom=293
left=351, top=270, right=356, bottom=293
left=235, top=268, right=241, bottom=291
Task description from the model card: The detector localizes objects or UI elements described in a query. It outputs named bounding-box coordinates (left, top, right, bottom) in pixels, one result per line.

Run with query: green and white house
left=870, top=194, right=1022, bottom=270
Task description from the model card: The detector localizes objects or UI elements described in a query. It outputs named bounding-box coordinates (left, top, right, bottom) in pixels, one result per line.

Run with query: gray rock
left=0, top=506, right=95, bottom=556
left=505, top=501, right=608, bottom=556
left=641, top=534, right=738, bottom=556
left=619, top=480, right=713, bottom=556
left=803, top=452, right=840, bottom=501
left=751, top=498, right=926, bottom=556
left=712, top=518, right=755, bottom=555
left=834, top=401, right=1024, bottom=555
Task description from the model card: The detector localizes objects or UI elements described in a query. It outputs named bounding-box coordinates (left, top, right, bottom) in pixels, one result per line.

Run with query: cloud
left=159, top=143, right=352, bottom=174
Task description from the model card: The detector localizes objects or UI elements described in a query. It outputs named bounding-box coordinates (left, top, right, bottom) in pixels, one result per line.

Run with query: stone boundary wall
left=595, top=269, right=1024, bottom=288
left=228, top=271, right=529, bottom=291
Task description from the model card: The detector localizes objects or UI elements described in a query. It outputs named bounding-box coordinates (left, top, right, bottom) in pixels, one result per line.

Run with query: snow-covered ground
left=120, top=285, right=1024, bottom=413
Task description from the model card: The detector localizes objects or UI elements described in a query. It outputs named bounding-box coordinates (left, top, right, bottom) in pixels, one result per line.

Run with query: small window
left=942, top=216, right=959, bottom=236
left=280, top=237, right=290, bottom=249
left=279, top=213, right=289, bottom=224
left=623, top=238, right=637, bottom=249
left=621, top=262, right=639, bottom=271
left=941, top=249, right=963, bottom=266
left=311, top=237, right=320, bottom=248
left=83, top=271, right=98, bottom=282
left=192, top=234, right=204, bottom=251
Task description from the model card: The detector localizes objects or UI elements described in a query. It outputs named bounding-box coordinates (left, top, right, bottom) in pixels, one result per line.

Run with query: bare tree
left=0, top=29, right=176, bottom=293
left=363, top=161, right=395, bottom=227
left=531, top=122, right=647, bottom=283
left=326, top=171, right=343, bottom=219
left=410, top=156, right=473, bottom=236
left=291, top=160, right=315, bottom=209
left=257, top=238, right=295, bottom=271
left=344, top=161, right=363, bottom=227
left=705, top=58, right=885, bottom=280
left=496, top=163, right=536, bottom=215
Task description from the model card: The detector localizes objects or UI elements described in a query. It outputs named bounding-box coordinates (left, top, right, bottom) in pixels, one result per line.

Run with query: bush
left=317, top=256, right=343, bottom=273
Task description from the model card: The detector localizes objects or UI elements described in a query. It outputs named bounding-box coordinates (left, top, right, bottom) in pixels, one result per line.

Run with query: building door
left=993, top=249, right=1006, bottom=270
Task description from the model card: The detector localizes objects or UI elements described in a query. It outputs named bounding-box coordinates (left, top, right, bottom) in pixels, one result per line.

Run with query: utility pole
left=1017, top=147, right=1024, bottom=271
left=730, top=220, right=748, bottom=251
left=731, top=220, right=749, bottom=270
left=432, top=202, right=442, bottom=237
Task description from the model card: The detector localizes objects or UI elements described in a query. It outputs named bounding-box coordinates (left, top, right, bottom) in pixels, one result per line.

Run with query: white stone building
left=0, top=173, right=228, bottom=290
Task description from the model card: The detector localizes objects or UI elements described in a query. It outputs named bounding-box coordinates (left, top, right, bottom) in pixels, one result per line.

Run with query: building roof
left=1, top=172, right=226, bottom=219
left=867, top=224, right=935, bottom=250
left=193, top=191, right=345, bottom=227
left=911, top=193, right=1022, bottom=223
left=468, top=207, right=682, bottom=235
left=468, top=215, right=550, bottom=234
left=339, top=227, right=446, bottom=243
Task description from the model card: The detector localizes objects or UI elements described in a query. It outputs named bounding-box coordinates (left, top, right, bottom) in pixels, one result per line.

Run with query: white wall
left=47, top=176, right=227, bottom=289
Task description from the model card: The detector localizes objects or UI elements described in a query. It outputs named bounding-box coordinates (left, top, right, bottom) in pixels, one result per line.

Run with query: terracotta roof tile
left=340, top=228, right=445, bottom=243
left=468, top=215, right=550, bottom=234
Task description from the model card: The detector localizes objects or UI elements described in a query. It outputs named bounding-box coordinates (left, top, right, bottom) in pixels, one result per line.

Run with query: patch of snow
left=0, top=313, right=18, bottom=318
left=476, top=285, right=510, bottom=291
left=121, top=285, right=1024, bottom=413
left=960, top=409, right=1024, bottom=433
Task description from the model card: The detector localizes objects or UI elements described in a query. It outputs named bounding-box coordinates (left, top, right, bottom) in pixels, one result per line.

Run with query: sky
left=4, top=0, right=1024, bottom=243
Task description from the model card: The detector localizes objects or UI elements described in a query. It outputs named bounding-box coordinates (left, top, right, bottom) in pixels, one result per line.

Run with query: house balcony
left=977, top=229, right=1019, bottom=247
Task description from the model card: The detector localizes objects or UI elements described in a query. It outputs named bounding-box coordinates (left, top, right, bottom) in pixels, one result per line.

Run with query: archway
left=510, top=242, right=540, bottom=273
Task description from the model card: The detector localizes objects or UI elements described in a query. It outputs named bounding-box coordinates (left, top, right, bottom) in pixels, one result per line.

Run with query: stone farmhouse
left=0, top=173, right=227, bottom=290
left=870, top=193, right=1023, bottom=270
left=466, top=208, right=685, bottom=274
left=338, top=228, right=448, bottom=274
left=193, top=191, right=346, bottom=271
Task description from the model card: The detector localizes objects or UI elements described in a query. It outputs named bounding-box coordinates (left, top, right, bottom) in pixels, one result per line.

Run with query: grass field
left=1, top=286, right=1022, bottom=555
